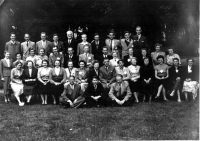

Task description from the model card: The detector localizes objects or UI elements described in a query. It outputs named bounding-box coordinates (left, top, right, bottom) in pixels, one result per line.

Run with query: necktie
left=27, top=41, right=29, bottom=47
left=110, top=40, right=113, bottom=50
left=68, top=39, right=71, bottom=44
left=94, top=85, right=97, bottom=90
left=117, top=84, right=121, bottom=97
left=95, top=69, right=98, bottom=76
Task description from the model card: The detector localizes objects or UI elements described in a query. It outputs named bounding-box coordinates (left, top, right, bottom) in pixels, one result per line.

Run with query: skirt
left=50, top=83, right=64, bottom=96
left=10, top=82, right=24, bottom=97
left=182, top=81, right=199, bottom=98
left=129, top=80, right=140, bottom=92
left=38, top=81, right=51, bottom=95
left=2, top=76, right=11, bottom=96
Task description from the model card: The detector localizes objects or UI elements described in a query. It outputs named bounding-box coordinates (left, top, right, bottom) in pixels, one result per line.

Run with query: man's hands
left=67, top=100, right=74, bottom=107
left=91, top=96, right=101, bottom=101
left=1, top=78, right=4, bottom=81
left=115, top=99, right=125, bottom=105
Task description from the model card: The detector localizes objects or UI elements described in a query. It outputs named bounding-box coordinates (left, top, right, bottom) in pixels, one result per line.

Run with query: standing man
left=105, top=31, right=121, bottom=56
left=132, top=26, right=147, bottom=57
left=64, top=47, right=78, bottom=68
left=63, top=30, right=77, bottom=56
left=91, top=33, right=104, bottom=59
left=36, top=32, right=51, bottom=56
left=79, top=44, right=94, bottom=67
left=49, top=34, right=64, bottom=54
left=120, top=31, right=134, bottom=59
left=98, top=46, right=113, bottom=67
left=5, top=32, right=21, bottom=60
left=49, top=46, right=64, bottom=68
left=21, top=33, right=35, bottom=60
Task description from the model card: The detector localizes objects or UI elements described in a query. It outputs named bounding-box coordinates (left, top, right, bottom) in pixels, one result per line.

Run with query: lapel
left=121, top=82, right=125, bottom=94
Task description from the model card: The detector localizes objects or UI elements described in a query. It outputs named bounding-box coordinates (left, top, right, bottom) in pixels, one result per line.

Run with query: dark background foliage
left=0, top=0, right=199, bottom=57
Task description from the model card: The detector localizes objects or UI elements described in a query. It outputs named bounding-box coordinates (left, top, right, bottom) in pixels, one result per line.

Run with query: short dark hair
left=15, top=61, right=23, bottom=67
left=92, top=76, right=99, bottom=80
left=173, top=58, right=179, bottom=62
left=15, top=53, right=21, bottom=57
left=53, top=34, right=58, bottom=37
left=67, top=60, right=73, bottom=65
left=10, top=32, right=15, bottom=36
left=79, top=60, right=86, bottom=66
left=141, top=48, right=147, bottom=51
left=93, top=60, right=99, bottom=66
left=155, top=43, right=162, bottom=48
left=124, top=31, right=130, bottom=35
left=144, top=57, right=150, bottom=61
left=83, top=44, right=89, bottom=49
left=29, top=47, right=35, bottom=52
left=156, top=55, right=164, bottom=61
left=102, top=46, right=108, bottom=50
left=69, top=75, right=75, bottom=79
left=94, top=33, right=99, bottom=37
left=117, top=59, right=124, bottom=64
left=42, top=59, right=49, bottom=66
left=26, top=60, right=34, bottom=66
left=39, top=48, right=45, bottom=52
left=41, top=32, right=46, bottom=35
left=187, top=58, right=194, bottom=62
left=54, top=60, right=61, bottom=67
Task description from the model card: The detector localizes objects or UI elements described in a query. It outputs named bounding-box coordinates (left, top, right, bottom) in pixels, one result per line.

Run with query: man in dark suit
left=138, top=48, right=152, bottom=66
left=88, top=60, right=100, bottom=83
left=99, top=58, right=116, bottom=94
left=108, top=74, right=133, bottom=106
left=123, top=47, right=137, bottom=67
left=36, top=32, right=51, bottom=56
left=85, top=76, right=107, bottom=107
left=49, top=34, right=64, bottom=54
left=132, top=26, right=147, bottom=57
left=5, top=32, right=21, bottom=60
left=98, top=46, right=113, bottom=67
left=63, top=30, right=77, bottom=56
left=59, top=76, right=85, bottom=108
left=91, top=33, right=104, bottom=59
left=64, top=47, right=78, bottom=68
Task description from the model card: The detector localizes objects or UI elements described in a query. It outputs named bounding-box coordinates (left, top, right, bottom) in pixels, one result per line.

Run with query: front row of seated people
left=0, top=51, right=199, bottom=107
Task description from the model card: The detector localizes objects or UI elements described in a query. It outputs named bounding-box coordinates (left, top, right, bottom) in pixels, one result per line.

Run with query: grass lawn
left=0, top=93, right=199, bottom=141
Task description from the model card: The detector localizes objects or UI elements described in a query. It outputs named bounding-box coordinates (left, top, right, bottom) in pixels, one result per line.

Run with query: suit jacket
left=132, top=35, right=147, bottom=50
left=105, top=39, right=121, bottom=55
left=140, top=64, right=154, bottom=80
left=22, top=67, right=38, bottom=86
left=75, top=68, right=89, bottom=83
left=36, top=40, right=51, bottom=55
left=79, top=53, right=94, bottom=66
left=120, top=38, right=134, bottom=58
left=138, top=55, right=152, bottom=66
left=49, top=41, right=64, bottom=53
left=91, top=40, right=104, bottom=58
left=63, top=39, right=78, bottom=55
left=182, top=65, right=199, bottom=82
left=21, top=41, right=36, bottom=60
left=109, top=81, right=132, bottom=101
left=49, top=53, right=64, bottom=68
left=65, top=67, right=77, bottom=80
left=77, top=42, right=92, bottom=56
left=0, top=59, right=13, bottom=78
left=168, top=66, right=182, bottom=82
left=98, top=54, right=113, bottom=67
left=85, top=83, right=104, bottom=97
left=88, top=68, right=100, bottom=83
left=99, top=65, right=116, bottom=84
left=61, top=83, right=83, bottom=102
left=5, top=41, right=21, bottom=60
left=64, top=54, right=78, bottom=68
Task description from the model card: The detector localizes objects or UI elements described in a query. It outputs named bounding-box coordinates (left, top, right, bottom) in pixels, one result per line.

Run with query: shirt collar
left=10, top=40, right=15, bottom=44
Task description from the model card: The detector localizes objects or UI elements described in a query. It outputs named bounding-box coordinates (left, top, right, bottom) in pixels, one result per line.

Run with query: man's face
left=142, top=50, right=147, bottom=56
left=41, top=33, right=46, bottom=40
left=10, top=34, right=16, bottom=41
left=69, top=77, right=75, bottom=85
left=94, top=63, right=99, bottom=69
left=104, top=59, right=109, bottom=66
left=68, top=62, right=73, bottom=68
left=155, top=46, right=160, bottom=51
left=92, top=78, right=98, bottom=85
left=24, top=34, right=30, bottom=41
left=5, top=52, right=10, bottom=58
left=118, top=61, right=124, bottom=68
left=39, top=49, right=44, bottom=56
left=108, top=33, right=114, bottom=40
left=173, top=60, right=179, bottom=66
left=125, top=33, right=130, bottom=39
left=116, top=76, right=122, bottom=83
left=84, top=46, right=89, bottom=53
left=168, top=49, right=173, bottom=55
left=82, top=35, right=87, bottom=42
left=94, top=35, right=99, bottom=41
left=136, top=27, right=142, bottom=35
left=188, top=60, right=193, bottom=66
left=53, top=47, right=58, bottom=53
left=53, top=36, right=59, bottom=42
left=67, top=33, right=73, bottom=39
left=27, top=62, right=33, bottom=68
left=102, top=48, right=108, bottom=55
left=128, top=48, right=133, bottom=54
left=144, top=59, right=149, bottom=65
left=68, top=48, right=74, bottom=55
left=16, top=54, right=21, bottom=60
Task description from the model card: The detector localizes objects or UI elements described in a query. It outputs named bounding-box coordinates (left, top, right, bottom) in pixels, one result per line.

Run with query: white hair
left=66, top=30, right=73, bottom=35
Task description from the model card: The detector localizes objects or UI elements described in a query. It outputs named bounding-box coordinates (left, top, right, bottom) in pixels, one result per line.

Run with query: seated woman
left=49, top=60, right=66, bottom=104
left=26, top=48, right=37, bottom=67
left=35, top=48, right=48, bottom=68
left=65, top=60, right=77, bottom=86
left=13, top=53, right=25, bottom=68
left=115, top=59, right=130, bottom=82
left=85, top=76, right=106, bottom=107
left=124, top=47, right=137, bottom=67
left=154, top=55, right=169, bottom=101
left=10, top=61, right=24, bottom=106
left=128, top=57, right=140, bottom=103
left=169, top=58, right=182, bottom=102
left=22, top=60, right=38, bottom=104
left=109, top=52, right=119, bottom=68
left=75, top=60, right=89, bottom=92
left=140, top=57, right=154, bottom=102
left=37, top=60, right=52, bottom=105
left=182, top=58, right=199, bottom=101
left=0, top=51, right=13, bottom=103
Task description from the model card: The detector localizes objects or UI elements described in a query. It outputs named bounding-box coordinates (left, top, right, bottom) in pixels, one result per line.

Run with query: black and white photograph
left=0, top=0, right=199, bottom=140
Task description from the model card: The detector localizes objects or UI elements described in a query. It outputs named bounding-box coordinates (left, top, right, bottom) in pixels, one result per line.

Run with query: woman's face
left=158, top=58, right=163, bottom=64
left=39, top=49, right=44, bottom=56
left=79, top=62, right=85, bottom=68
left=5, top=52, right=10, bottom=59
left=144, top=59, right=149, bottom=65
left=42, top=61, right=47, bottom=68
left=131, top=59, right=137, bottom=65
left=118, top=61, right=124, bottom=68
left=68, top=62, right=73, bottom=69
left=16, top=63, right=22, bottom=70
left=27, top=62, right=33, bottom=68
left=55, top=61, right=60, bottom=67
left=112, top=53, right=117, bottom=58
left=173, top=60, right=179, bottom=66
left=16, top=54, right=21, bottom=60
left=142, top=50, right=147, bottom=56
left=155, top=46, right=160, bottom=51
left=30, top=50, right=35, bottom=56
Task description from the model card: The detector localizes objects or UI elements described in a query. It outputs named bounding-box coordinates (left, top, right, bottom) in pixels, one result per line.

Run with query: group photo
left=0, top=0, right=199, bottom=140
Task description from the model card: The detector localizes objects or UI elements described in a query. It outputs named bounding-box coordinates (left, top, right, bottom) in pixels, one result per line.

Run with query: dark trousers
left=59, top=96, right=85, bottom=108
left=107, top=96, right=133, bottom=107
left=85, top=96, right=107, bottom=107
